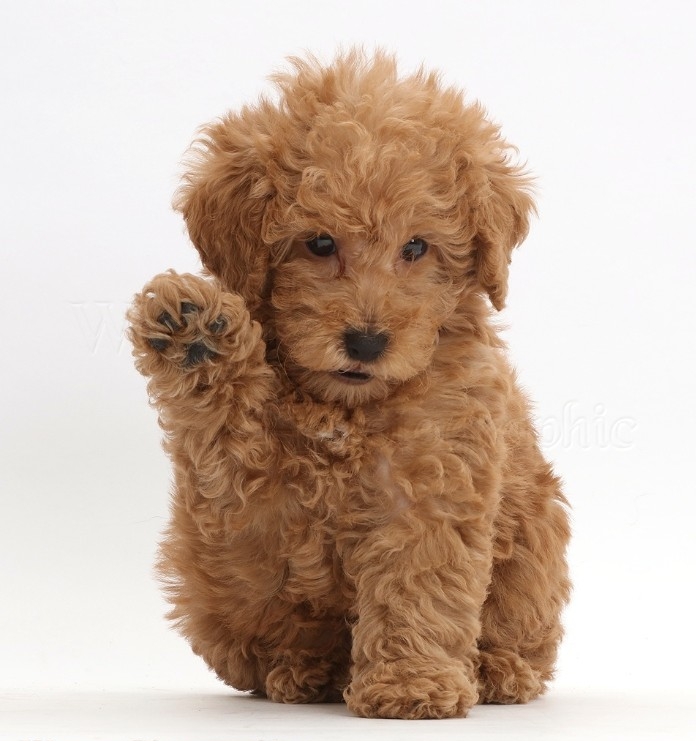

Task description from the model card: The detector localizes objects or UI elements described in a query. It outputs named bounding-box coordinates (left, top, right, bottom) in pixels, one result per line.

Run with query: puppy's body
left=128, top=51, right=570, bottom=719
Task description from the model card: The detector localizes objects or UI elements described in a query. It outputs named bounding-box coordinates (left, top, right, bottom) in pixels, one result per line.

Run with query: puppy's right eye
left=306, top=235, right=337, bottom=257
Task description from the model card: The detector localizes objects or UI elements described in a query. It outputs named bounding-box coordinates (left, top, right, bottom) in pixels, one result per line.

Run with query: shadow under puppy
left=128, top=49, right=571, bottom=720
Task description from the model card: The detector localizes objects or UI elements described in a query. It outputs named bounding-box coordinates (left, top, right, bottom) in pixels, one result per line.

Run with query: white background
left=1, top=0, right=695, bottom=738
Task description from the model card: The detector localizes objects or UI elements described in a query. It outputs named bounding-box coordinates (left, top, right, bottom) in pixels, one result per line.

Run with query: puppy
left=128, top=49, right=570, bottom=720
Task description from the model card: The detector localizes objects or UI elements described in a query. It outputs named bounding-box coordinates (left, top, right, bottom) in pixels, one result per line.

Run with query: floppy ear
left=174, top=114, right=275, bottom=312
left=473, top=158, right=535, bottom=311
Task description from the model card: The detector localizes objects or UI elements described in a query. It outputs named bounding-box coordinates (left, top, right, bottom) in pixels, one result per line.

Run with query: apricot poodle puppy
left=128, top=50, right=570, bottom=720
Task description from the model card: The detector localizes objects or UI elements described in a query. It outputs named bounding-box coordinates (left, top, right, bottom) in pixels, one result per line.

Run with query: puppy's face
left=176, top=51, right=535, bottom=407
left=271, top=230, right=458, bottom=405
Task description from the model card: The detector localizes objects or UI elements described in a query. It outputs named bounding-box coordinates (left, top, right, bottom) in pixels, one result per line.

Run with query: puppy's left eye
left=401, top=237, right=428, bottom=261
left=306, top=234, right=337, bottom=257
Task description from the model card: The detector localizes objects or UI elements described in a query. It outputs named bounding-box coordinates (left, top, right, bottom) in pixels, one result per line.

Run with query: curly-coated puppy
left=128, top=50, right=570, bottom=720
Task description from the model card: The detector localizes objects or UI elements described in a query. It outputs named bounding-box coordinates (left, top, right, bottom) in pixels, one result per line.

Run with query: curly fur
left=127, top=49, right=570, bottom=720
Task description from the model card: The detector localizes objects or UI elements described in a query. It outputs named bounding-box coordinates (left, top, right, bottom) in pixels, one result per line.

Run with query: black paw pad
left=180, top=301, right=199, bottom=315
left=157, top=311, right=181, bottom=332
left=148, top=337, right=171, bottom=352
left=208, top=316, right=227, bottom=334
left=184, top=341, right=216, bottom=367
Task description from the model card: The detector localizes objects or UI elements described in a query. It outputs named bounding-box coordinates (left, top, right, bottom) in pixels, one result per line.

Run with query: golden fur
left=127, top=50, right=570, bottom=720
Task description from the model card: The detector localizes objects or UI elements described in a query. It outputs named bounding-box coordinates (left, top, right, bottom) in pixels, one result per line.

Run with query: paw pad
left=180, top=301, right=199, bottom=315
left=157, top=311, right=181, bottom=332
left=146, top=301, right=227, bottom=368
left=147, top=337, right=171, bottom=352
left=208, top=316, right=227, bottom=334
left=184, top=341, right=216, bottom=367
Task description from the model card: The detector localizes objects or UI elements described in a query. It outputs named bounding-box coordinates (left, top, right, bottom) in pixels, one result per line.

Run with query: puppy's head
left=175, top=50, right=534, bottom=405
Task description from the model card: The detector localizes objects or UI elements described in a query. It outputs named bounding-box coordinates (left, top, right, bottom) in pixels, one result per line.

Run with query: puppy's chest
left=270, top=402, right=468, bottom=604
left=276, top=400, right=451, bottom=520
left=277, top=405, right=385, bottom=507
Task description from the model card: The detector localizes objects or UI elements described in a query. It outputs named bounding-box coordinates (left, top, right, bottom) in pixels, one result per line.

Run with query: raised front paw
left=345, top=659, right=478, bottom=720
left=127, top=271, right=261, bottom=380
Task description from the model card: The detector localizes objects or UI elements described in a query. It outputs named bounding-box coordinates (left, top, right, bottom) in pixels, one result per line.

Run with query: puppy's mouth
left=331, top=369, right=373, bottom=385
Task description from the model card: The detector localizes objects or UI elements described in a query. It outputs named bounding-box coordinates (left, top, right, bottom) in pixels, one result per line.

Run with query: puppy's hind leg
left=263, top=609, right=352, bottom=704
left=478, top=466, right=571, bottom=704
left=185, top=611, right=351, bottom=703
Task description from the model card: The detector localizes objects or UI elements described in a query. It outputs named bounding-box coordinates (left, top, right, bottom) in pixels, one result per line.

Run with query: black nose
left=343, top=329, right=389, bottom=363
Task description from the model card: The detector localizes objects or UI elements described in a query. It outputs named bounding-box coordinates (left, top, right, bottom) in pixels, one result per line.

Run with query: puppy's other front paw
left=345, top=659, right=478, bottom=719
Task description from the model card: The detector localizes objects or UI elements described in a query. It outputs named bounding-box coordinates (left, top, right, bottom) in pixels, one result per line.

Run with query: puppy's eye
left=306, top=234, right=337, bottom=257
left=401, top=237, right=428, bottom=261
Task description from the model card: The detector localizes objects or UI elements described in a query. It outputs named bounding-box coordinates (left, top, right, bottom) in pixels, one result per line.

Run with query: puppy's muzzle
left=343, top=329, right=389, bottom=363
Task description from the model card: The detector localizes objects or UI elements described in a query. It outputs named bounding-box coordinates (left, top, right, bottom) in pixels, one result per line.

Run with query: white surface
left=1, top=0, right=695, bottom=736
left=1, top=689, right=693, bottom=741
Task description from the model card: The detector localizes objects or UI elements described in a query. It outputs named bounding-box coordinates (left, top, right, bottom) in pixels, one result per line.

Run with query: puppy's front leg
left=343, top=510, right=489, bottom=719
left=127, top=271, right=277, bottom=504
